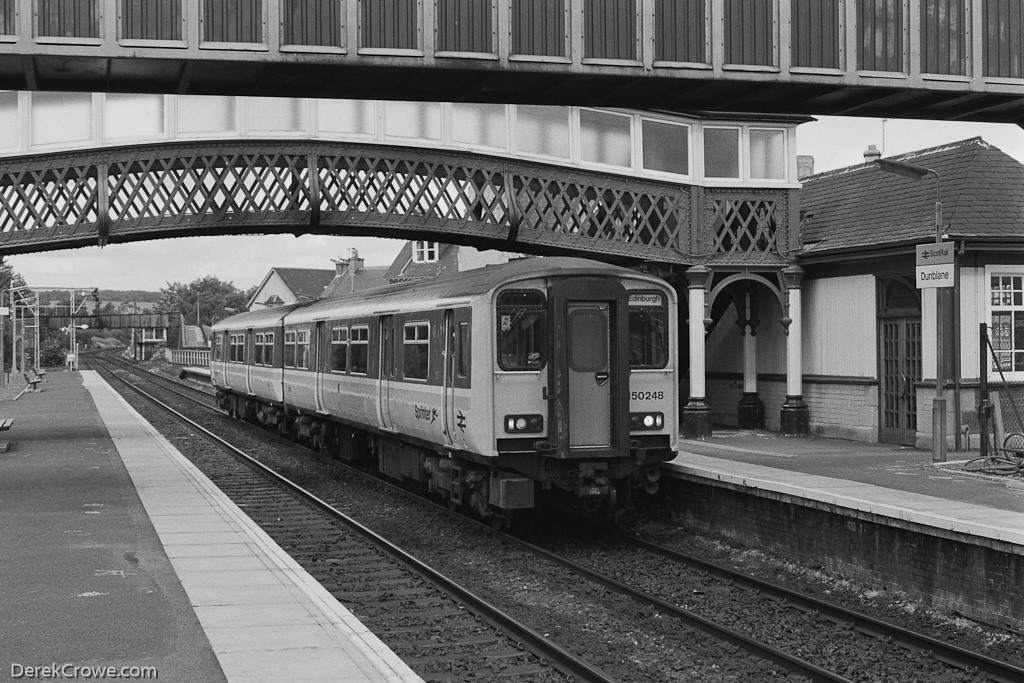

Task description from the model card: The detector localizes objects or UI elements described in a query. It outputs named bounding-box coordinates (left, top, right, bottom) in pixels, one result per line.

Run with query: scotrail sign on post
left=916, top=242, right=954, bottom=289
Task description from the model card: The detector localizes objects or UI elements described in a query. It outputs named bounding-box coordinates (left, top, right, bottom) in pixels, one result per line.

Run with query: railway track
left=87, top=352, right=1024, bottom=682
left=86, top=353, right=610, bottom=683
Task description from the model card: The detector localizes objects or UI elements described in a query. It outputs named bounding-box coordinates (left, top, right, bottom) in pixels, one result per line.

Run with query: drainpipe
left=953, top=241, right=962, bottom=450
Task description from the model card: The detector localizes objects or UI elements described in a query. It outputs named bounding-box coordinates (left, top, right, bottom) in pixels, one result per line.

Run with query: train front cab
left=493, top=272, right=677, bottom=513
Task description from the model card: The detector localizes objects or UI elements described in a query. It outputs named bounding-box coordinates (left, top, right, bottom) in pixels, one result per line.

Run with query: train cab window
left=497, top=290, right=546, bottom=371
left=403, top=322, right=430, bottom=381
left=284, top=330, right=297, bottom=368
left=330, top=326, right=349, bottom=373
left=296, top=329, right=310, bottom=369
left=350, top=326, right=369, bottom=374
left=628, top=291, right=669, bottom=369
left=456, top=322, right=469, bottom=378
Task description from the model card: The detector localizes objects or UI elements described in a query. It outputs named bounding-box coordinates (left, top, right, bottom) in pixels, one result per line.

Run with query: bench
left=15, top=372, right=42, bottom=400
left=0, top=417, right=13, bottom=452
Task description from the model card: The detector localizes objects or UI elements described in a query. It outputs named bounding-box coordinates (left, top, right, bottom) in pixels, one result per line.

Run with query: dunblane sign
left=916, top=242, right=954, bottom=289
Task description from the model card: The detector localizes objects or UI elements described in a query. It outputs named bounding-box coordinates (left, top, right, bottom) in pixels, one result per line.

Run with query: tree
left=158, top=276, right=250, bottom=326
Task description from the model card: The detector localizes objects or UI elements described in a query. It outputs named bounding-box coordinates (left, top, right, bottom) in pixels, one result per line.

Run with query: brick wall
left=667, top=475, right=1024, bottom=630
left=707, top=376, right=878, bottom=441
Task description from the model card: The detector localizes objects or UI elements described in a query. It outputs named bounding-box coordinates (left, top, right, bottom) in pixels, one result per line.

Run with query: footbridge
left=0, top=93, right=803, bottom=267
left=0, top=1, right=1022, bottom=123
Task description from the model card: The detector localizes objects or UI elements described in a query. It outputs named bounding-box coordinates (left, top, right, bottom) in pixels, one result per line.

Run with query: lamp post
left=0, top=264, right=12, bottom=386
left=875, top=158, right=947, bottom=462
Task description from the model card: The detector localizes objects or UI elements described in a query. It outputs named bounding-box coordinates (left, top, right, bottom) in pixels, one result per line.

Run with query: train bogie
left=211, top=257, right=678, bottom=519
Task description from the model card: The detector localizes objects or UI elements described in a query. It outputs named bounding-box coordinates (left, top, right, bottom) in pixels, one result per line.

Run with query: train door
left=313, top=320, right=328, bottom=414
left=244, top=328, right=254, bottom=395
left=567, top=303, right=612, bottom=447
left=549, top=279, right=630, bottom=458
left=378, top=315, right=395, bottom=430
left=442, top=310, right=457, bottom=446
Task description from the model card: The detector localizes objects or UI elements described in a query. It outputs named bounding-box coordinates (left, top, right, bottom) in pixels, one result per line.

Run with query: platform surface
left=0, top=369, right=422, bottom=683
left=666, top=430, right=1024, bottom=548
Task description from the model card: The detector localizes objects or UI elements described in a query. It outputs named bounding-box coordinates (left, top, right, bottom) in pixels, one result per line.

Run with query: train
left=211, top=257, right=678, bottom=525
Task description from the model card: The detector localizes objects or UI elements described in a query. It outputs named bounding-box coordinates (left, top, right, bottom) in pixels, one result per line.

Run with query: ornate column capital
left=782, top=264, right=805, bottom=290
left=686, top=264, right=712, bottom=289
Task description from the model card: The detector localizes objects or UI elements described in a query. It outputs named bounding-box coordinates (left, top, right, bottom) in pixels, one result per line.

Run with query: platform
left=664, top=431, right=1024, bottom=547
left=662, top=430, right=1024, bottom=629
left=0, top=369, right=422, bottom=683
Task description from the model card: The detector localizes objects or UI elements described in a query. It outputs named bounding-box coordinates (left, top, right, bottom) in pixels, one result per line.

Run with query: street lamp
left=875, top=158, right=948, bottom=462
left=61, top=323, right=89, bottom=371
left=0, top=264, right=12, bottom=386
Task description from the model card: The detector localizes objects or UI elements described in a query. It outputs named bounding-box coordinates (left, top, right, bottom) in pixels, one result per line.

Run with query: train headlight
left=630, top=412, right=664, bottom=431
left=504, top=414, right=544, bottom=434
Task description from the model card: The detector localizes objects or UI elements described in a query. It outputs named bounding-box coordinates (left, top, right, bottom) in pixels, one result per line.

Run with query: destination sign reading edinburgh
left=629, top=293, right=662, bottom=307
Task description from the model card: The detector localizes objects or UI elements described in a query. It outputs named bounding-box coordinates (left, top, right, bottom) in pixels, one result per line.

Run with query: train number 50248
left=630, top=390, right=664, bottom=401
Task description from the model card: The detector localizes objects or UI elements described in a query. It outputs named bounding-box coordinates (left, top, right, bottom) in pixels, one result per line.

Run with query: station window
left=749, top=128, right=786, bottom=180
left=412, top=241, right=439, bottom=263
left=704, top=127, right=740, bottom=179
left=628, top=291, right=669, bottom=369
left=515, top=105, right=570, bottom=159
left=991, top=276, right=1024, bottom=374
left=497, top=290, right=546, bottom=371
left=579, top=109, right=632, bottom=168
left=350, top=326, right=369, bottom=374
left=330, top=326, right=349, bottom=373
left=284, top=330, right=297, bottom=368
left=403, top=321, right=430, bottom=380
left=296, top=329, right=310, bottom=369
left=641, top=118, right=689, bottom=176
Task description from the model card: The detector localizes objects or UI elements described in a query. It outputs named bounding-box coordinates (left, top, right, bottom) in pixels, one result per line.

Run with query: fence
left=165, top=348, right=210, bottom=366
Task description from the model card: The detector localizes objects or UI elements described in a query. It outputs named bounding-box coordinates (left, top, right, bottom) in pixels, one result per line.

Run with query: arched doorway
left=878, top=277, right=922, bottom=445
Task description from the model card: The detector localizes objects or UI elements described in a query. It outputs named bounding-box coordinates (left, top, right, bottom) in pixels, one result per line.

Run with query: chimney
left=796, top=155, right=815, bottom=179
left=863, top=145, right=882, bottom=163
left=347, top=247, right=363, bottom=274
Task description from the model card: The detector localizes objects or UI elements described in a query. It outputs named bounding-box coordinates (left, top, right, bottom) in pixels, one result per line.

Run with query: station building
left=706, top=137, right=1023, bottom=451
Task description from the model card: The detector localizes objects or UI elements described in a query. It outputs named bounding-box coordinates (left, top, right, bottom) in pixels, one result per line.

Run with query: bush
left=39, top=337, right=66, bottom=368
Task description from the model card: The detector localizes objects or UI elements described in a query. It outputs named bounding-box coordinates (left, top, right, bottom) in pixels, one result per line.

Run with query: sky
left=10, top=115, right=1024, bottom=293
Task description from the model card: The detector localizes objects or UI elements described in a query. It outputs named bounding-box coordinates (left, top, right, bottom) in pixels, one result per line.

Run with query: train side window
left=213, top=333, right=223, bottom=361
left=230, top=333, right=245, bottom=363
left=350, top=326, right=369, bottom=374
left=296, top=329, right=310, bottom=369
left=497, top=290, right=546, bottom=371
left=331, top=326, right=349, bottom=373
left=628, top=292, right=669, bottom=369
left=284, top=330, right=297, bottom=368
left=254, top=333, right=265, bottom=365
left=263, top=332, right=275, bottom=366
left=403, top=321, right=430, bottom=380
left=456, top=322, right=469, bottom=378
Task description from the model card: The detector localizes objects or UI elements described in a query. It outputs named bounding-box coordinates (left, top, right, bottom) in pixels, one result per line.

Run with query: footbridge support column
left=781, top=266, right=809, bottom=435
left=683, top=266, right=712, bottom=439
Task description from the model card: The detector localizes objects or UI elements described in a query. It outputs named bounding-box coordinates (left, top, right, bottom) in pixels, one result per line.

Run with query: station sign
left=916, top=242, right=954, bottom=289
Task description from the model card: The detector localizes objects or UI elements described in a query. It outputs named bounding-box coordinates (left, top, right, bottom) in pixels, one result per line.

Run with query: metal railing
left=165, top=348, right=210, bottom=366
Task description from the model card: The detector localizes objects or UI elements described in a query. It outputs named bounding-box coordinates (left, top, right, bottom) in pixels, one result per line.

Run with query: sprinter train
left=211, top=257, right=678, bottom=524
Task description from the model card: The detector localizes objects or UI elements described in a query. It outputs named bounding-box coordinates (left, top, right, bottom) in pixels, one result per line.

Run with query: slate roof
left=800, top=137, right=1024, bottom=257
left=273, top=268, right=336, bottom=300
left=320, top=264, right=389, bottom=297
